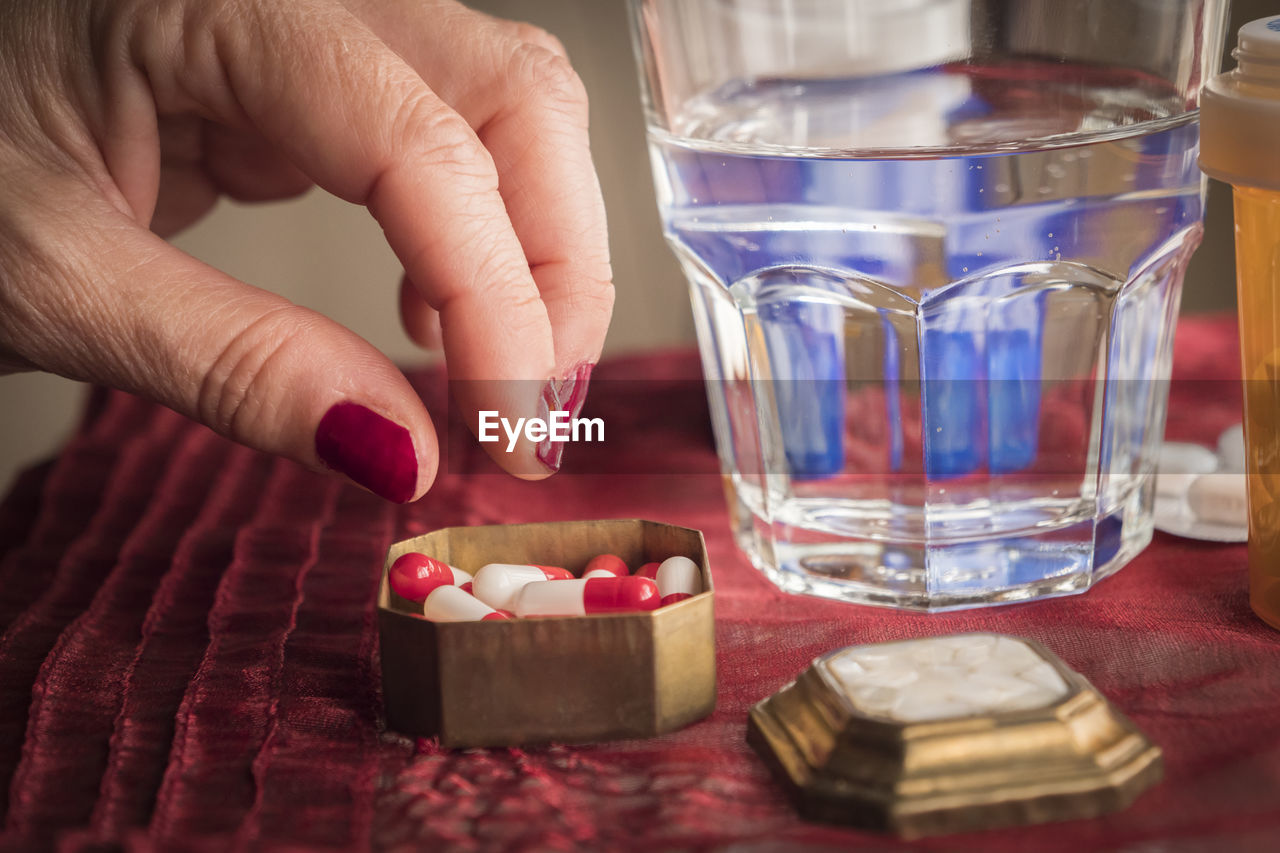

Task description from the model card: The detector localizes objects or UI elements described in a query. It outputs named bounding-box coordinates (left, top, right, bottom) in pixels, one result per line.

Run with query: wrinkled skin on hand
left=0, top=0, right=613, bottom=499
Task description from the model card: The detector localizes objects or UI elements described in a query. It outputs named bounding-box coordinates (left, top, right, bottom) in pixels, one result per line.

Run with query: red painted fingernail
left=536, top=362, right=594, bottom=471
left=315, top=402, right=417, bottom=502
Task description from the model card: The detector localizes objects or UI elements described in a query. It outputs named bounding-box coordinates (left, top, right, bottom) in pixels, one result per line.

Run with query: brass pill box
left=378, top=519, right=715, bottom=747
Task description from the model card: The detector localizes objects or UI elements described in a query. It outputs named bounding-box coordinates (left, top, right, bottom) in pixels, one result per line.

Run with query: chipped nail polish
left=536, top=362, right=594, bottom=471
left=315, top=402, right=417, bottom=502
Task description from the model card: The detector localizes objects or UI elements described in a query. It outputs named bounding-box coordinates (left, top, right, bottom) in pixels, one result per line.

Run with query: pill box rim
left=399, top=588, right=712, bottom=623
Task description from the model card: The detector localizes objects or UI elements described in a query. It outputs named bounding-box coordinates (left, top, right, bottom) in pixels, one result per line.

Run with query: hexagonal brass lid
left=747, top=634, right=1161, bottom=839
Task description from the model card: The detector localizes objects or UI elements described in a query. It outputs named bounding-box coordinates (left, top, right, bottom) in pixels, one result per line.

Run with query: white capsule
left=1218, top=424, right=1245, bottom=473
left=422, top=585, right=509, bottom=622
left=1156, top=441, right=1219, bottom=498
left=655, top=556, right=701, bottom=605
left=515, top=579, right=588, bottom=617
left=472, top=563, right=567, bottom=611
left=1187, top=473, right=1248, bottom=527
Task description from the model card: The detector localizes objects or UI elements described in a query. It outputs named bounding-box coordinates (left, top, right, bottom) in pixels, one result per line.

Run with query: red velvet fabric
left=2, top=315, right=1278, bottom=851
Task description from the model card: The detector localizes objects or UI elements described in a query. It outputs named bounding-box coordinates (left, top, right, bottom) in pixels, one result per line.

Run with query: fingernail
left=536, top=362, right=594, bottom=471
left=315, top=402, right=417, bottom=502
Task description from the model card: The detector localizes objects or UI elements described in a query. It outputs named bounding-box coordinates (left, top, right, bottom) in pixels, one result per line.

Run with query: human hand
left=0, top=0, right=613, bottom=501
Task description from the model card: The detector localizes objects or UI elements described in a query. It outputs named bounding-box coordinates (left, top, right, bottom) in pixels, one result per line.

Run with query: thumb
left=1, top=200, right=435, bottom=502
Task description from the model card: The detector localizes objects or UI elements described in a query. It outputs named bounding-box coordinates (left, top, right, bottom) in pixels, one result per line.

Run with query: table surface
left=1, top=315, right=1277, bottom=852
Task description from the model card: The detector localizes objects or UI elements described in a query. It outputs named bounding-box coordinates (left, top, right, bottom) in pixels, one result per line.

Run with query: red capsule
left=655, top=556, right=701, bottom=606
left=422, top=585, right=510, bottom=622
left=635, top=561, right=662, bottom=579
left=389, top=552, right=473, bottom=602
left=582, top=553, right=629, bottom=579
left=513, top=576, right=660, bottom=617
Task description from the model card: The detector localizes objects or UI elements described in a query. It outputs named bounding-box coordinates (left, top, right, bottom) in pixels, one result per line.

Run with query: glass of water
left=627, top=0, right=1230, bottom=610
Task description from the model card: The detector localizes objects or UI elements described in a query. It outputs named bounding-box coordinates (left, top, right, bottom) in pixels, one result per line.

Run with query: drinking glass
left=627, top=0, right=1230, bottom=610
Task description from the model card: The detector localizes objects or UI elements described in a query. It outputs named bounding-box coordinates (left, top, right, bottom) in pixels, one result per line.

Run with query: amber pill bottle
left=1201, top=16, right=1280, bottom=629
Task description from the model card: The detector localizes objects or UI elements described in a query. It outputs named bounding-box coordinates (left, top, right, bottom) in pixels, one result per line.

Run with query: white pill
left=471, top=563, right=570, bottom=611
left=1156, top=441, right=1219, bottom=498
left=655, top=556, right=701, bottom=605
left=1186, top=473, right=1248, bottom=527
left=1218, top=424, right=1245, bottom=473
left=422, top=585, right=509, bottom=622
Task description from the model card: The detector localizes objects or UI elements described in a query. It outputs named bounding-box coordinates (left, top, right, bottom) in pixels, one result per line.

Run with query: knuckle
left=197, top=305, right=313, bottom=439
left=401, top=96, right=496, bottom=184
left=439, top=276, right=547, bottom=349
left=507, top=22, right=569, bottom=60
left=566, top=273, right=616, bottom=318
left=459, top=241, right=535, bottom=304
left=587, top=276, right=617, bottom=313
left=123, top=0, right=255, bottom=114
left=498, top=290, right=552, bottom=341
left=510, top=44, right=589, bottom=120
left=404, top=221, right=525, bottom=309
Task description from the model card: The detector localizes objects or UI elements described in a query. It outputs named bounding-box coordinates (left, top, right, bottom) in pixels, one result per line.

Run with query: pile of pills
left=1154, top=424, right=1248, bottom=540
left=388, top=552, right=703, bottom=622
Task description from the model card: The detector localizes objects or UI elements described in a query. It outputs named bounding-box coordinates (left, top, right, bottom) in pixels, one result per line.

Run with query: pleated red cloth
left=2, top=315, right=1278, bottom=851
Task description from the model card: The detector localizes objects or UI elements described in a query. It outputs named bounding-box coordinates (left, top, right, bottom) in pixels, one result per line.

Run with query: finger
left=201, top=123, right=314, bottom=203
left=148, top=119, right=314, bottom=237
left=467, top=30, right=615, bottom=372
left=354, top=3, right=615, bottom=374
left=0, top=186, right=434, bottom=503
left=148, top=116, right=218, bottom=237
left=399, top=274, right=444, bottom=350
left=125, top=0, right=558, bottom=476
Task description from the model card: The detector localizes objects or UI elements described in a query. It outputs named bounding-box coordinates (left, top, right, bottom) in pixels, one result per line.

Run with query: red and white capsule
left=655, top=556, right=701, bottom=605
left=532, top=564, right=575, bottom=580
left=388, top=552, right=473, bottom=603
left=473, top=563, right=575, bottom=611
left=512, top=576, right=661, bottom=617
left=582, top=553, right=629, bottom=580
left=422, top=585, right=511, bottom=622
left=635, top=561, right=662, bottom=580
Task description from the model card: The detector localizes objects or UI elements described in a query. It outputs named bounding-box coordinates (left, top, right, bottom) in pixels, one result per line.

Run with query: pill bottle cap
left=1201, top=17, right=1280, bottom=191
